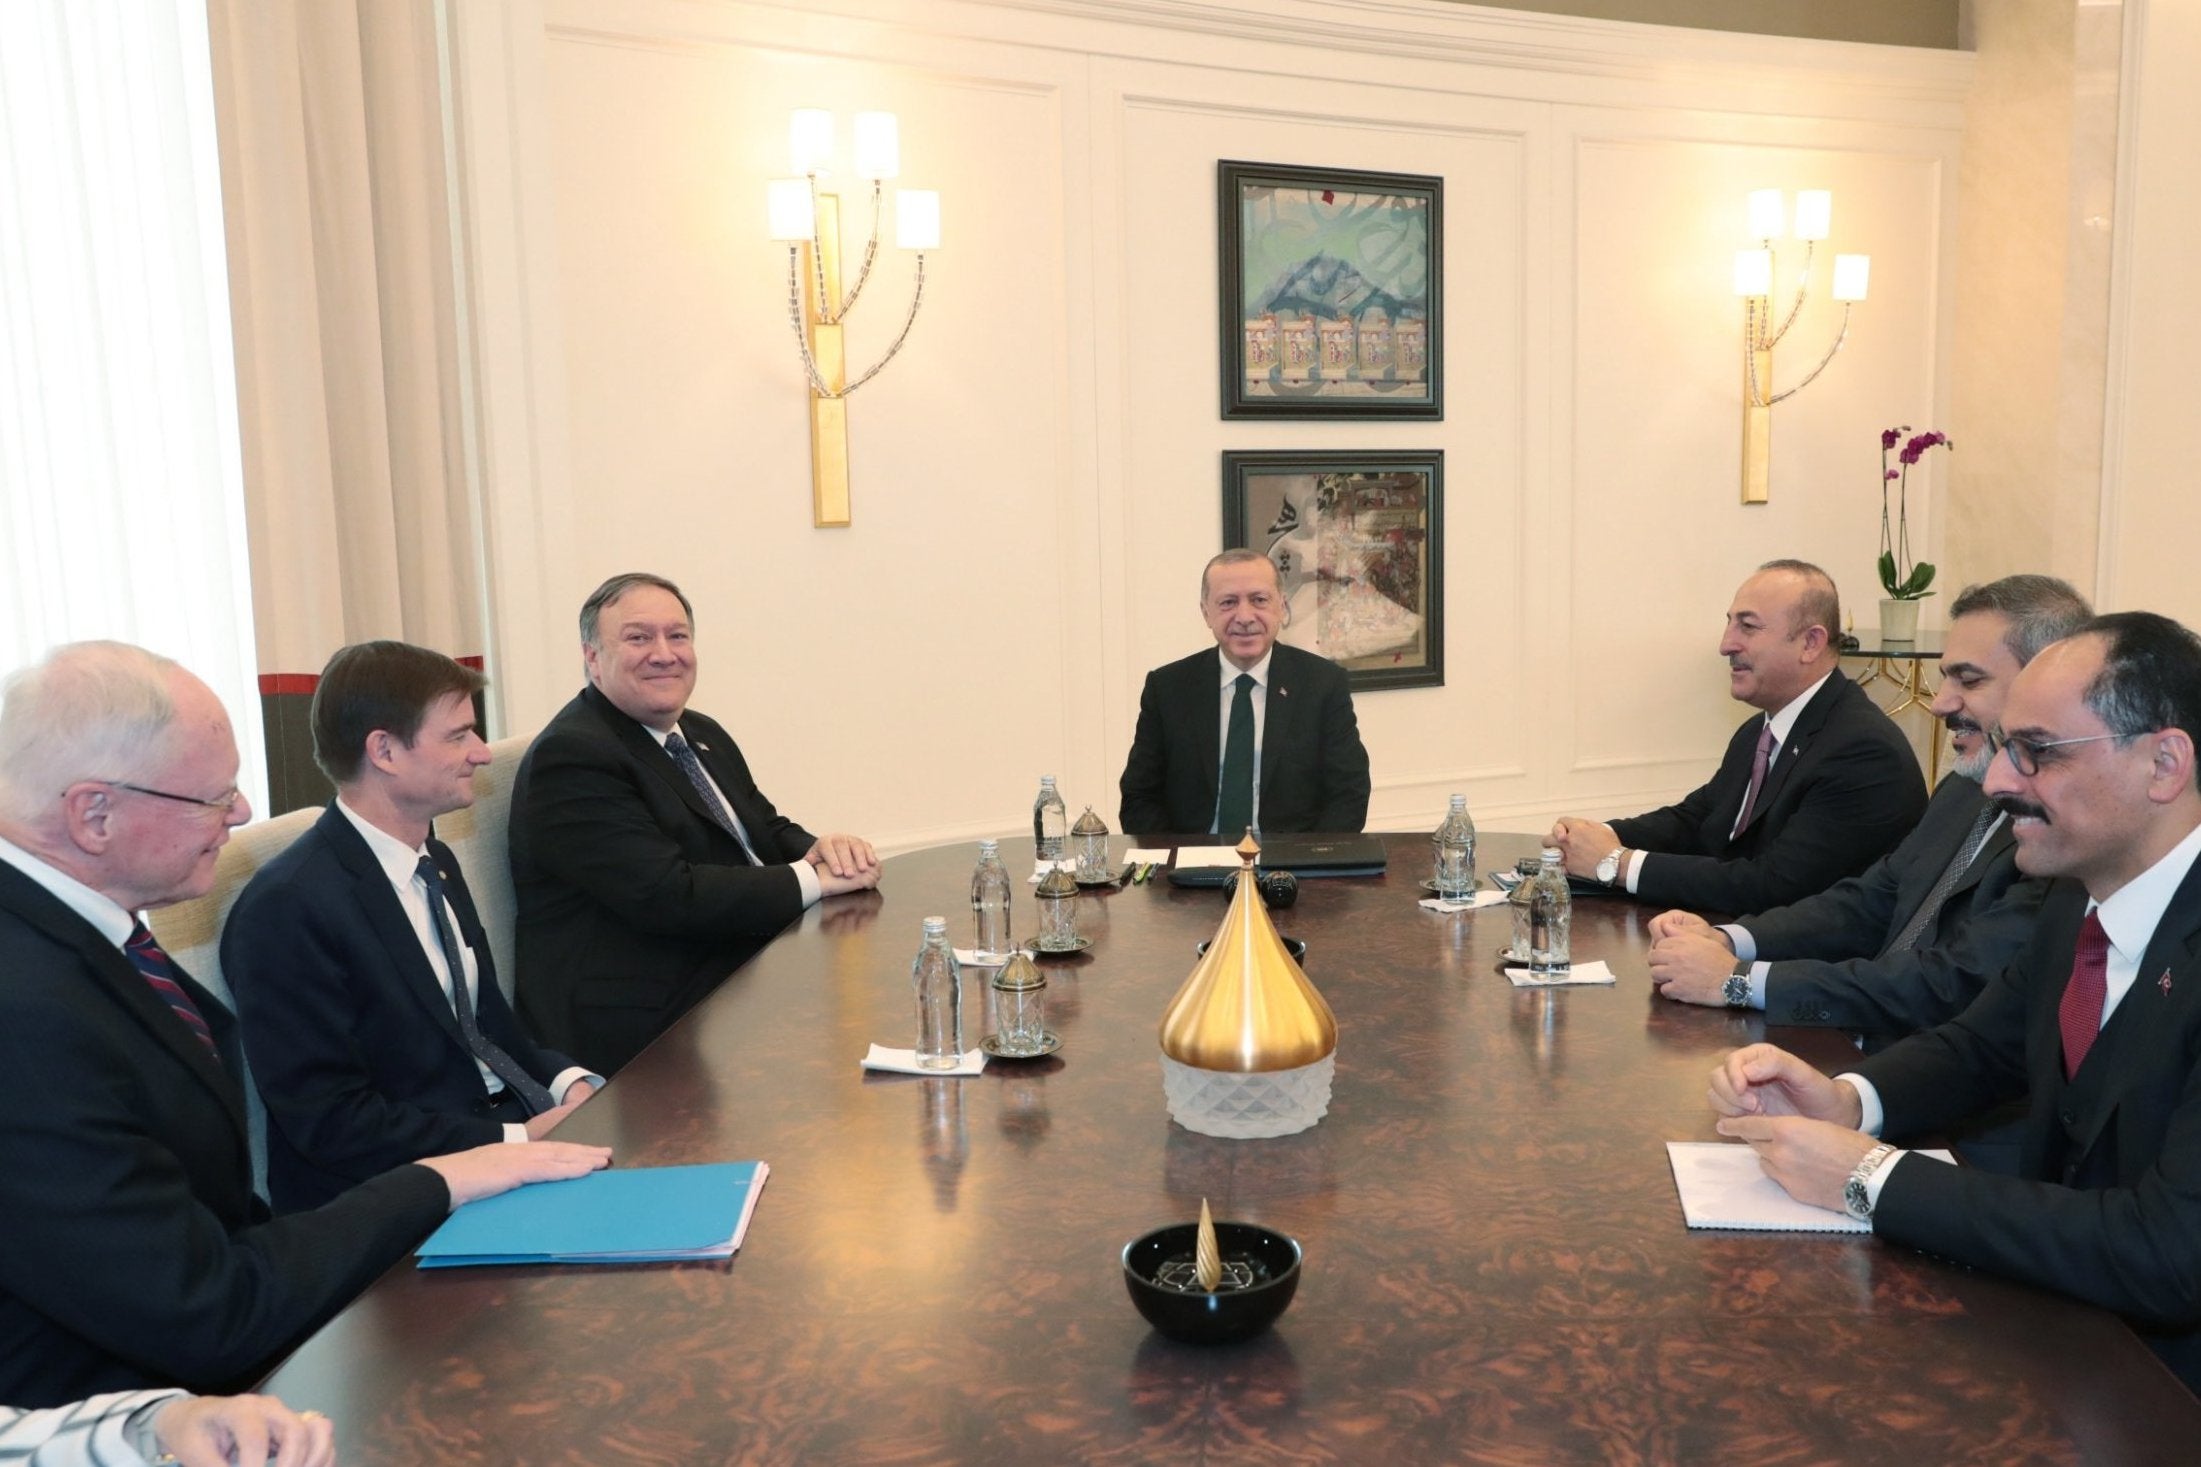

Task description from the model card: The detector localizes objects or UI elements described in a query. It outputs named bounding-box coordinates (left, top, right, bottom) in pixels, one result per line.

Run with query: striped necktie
left=125, top=922, right=218, bottom=1060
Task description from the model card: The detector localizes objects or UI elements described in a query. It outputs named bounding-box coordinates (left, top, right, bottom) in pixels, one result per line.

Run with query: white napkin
left=1420, top=891, right=1510, bottom=913
left=1124, top=848, right=1171, bottom=866
left=861, top=1044, right=987, bottom=1076
left=954, top=947, right=1029, bottom=969
left=1503, top=959, right=1618, bottom=988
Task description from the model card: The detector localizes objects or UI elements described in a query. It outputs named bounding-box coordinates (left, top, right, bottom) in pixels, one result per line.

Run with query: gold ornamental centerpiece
left=1157, top=834, right=1337, bottom=1138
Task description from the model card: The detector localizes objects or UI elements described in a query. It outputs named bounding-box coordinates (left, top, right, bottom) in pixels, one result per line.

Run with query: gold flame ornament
left=1196, top=1198, right=1221, bottom=1292
left=1158, top=834, right=1337, bottom=1072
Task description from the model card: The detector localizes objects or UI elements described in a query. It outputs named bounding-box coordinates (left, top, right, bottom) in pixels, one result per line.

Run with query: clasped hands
left=1644, top=909, right=1743, bottom=1007
left=1708, top=1043, right=1880, bottom=1212
left=808, top=833, right=882, bottom=895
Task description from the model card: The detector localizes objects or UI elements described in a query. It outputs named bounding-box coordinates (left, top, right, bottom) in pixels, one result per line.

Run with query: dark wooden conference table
left=262, top=833, right=2201, bottom=1464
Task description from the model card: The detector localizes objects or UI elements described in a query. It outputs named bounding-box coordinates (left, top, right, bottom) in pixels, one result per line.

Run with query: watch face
left=1844, top=1176, right=1871, bottom=1219
left=1723, top=974, right=1750, bottom=1007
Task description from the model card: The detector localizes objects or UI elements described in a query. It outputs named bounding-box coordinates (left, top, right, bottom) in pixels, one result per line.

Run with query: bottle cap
left=922, top=916, right=948, bottom=935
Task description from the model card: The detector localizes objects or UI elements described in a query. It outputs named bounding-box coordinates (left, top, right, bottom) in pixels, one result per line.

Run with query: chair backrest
left=433, top=733, right=530, bottom=1002
left=147, top=803, right=321, bottom=1198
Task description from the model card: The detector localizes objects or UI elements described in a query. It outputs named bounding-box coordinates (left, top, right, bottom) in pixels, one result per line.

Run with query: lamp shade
left=767, top=178, right=813, bottom=242
left=1831, top=254, right=1871, bottom=302
left=788, top=108, right=834, bottom=174
left=1732, top=248, right=1771, bottom=297
left=853, top=111, right=900, bottom=180
left=896, top=189, right=941, bottom=250
left=1793, top=189, right=1831, bottom=241
left=1746, top=188, right=1784, bottom=240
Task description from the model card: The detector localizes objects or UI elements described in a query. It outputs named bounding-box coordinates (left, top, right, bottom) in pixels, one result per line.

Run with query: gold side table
left=1841, top=628, right=1944, bottom=784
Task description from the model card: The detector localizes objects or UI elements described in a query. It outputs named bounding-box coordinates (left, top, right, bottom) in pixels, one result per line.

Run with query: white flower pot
left=1879, top=597, right=1921, bottom=642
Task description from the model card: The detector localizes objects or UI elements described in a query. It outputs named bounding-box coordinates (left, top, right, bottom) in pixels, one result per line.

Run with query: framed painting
left=1221, top=450, right=1443, bottom=691
left=1218, top=160, right=1443, bottom=419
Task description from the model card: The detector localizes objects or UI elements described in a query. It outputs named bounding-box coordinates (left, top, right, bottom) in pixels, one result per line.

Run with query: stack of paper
left=417, top=1161, right=768, bottom=1267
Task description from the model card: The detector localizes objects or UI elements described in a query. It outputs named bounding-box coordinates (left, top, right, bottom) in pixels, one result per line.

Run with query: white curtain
left=0, top=0, right=268, bottom=809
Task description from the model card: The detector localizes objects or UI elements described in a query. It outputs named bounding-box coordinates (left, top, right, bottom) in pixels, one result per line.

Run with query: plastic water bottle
left=970, top=840, right=1012, bottom=963
left=1430, top=794, right=1477, bottom=899
left=913, top=917, right=963, bottom=1068
left=1033, top=776, right=1068, bottom=861
left=1528, top=849, right=1572, bottom=976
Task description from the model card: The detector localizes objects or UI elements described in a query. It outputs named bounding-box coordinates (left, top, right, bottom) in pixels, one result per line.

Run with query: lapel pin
left=2160, top=970, right=2174, bottom=997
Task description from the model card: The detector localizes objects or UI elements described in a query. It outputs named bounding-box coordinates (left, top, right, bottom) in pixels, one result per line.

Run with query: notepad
left=1666, top=1141, right=1954, bottom=1232
left=416, top=1161, right=768, bottom=1267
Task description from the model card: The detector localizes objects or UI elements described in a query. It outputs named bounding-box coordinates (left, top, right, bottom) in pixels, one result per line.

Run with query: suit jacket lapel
left=319, top=808, right=470, bottom=1050
left=1260, top=653, right=1296, bottom=797
left=582, top=684, right=728, bottom=836
left=1191, top=654, right=1223, bottom=811
left=1737, top=672, right=1845, bottom=835
left=0, top=865, right=246, bottom=1138
left=2048, top=862, right=2201, bottom=1166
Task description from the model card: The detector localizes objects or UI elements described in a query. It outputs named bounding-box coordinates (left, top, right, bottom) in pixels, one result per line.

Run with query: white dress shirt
left=639, top=723, right=821, bottom=907
left=335, top=801, right=593, bottom=1139
left=1212, top=648, right=1274, bottom=834
left=1845, top=816, right=2201, bottom=1215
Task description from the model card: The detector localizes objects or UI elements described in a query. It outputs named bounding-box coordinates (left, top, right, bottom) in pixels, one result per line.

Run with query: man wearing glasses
left=1646, top=575, right=2090, bottom=1037
left=0, top=642, right=609, bottom=1408
left=1709, top=612, right=2201, bottom=1392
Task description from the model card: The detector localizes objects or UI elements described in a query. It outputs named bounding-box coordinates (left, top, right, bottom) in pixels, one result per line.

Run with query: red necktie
left=125, top=921, right=219, bottom=1061
left=2058, top=911, right=2110, bottom=1080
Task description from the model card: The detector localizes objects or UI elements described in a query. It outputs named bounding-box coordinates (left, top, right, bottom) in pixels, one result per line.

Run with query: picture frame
left=1218, top=160, right=1443, bottom=419
left=1221, top=450, right=1444, bottom=691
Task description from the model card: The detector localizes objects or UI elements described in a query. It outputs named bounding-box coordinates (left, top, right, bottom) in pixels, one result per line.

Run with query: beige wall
left=450, top=0, right=1969, bottom=851
left=2101, top=0, right=2201, bottom=625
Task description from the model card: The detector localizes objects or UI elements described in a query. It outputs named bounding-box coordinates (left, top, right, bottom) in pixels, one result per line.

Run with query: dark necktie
left=2058, top=910, right=2111, bottom=1080
left=1880, top=804, right=2002, bottom=957
left=665, top=731, right=760, bottom=864
left=125, top=922, right=219, bottom=1061
left=1734, top=721, right=1777, bottom=835
left=416, top=856, right=555, bottom=1114
left=1215, top=673, right=1257, bottom=837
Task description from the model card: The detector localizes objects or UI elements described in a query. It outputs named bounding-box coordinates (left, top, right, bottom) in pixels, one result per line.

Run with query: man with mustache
left=1710, top=612, right=2201, bottom=1392
left=1119, top=549, right=1371, bottom=836
left=1646, top=575, right=2090, bottom=1034
left=1550, top=559, right=1925, bottom=913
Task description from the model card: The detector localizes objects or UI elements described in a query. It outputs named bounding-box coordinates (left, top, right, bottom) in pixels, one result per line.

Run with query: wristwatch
left=1595, top=847, right=1625, bottom=887
left=1722, top=968, right=1752, bottom=1008
left=1843, top=1142, right=1899, bottom=1221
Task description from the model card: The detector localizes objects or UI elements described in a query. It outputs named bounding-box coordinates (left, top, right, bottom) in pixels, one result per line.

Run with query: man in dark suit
left=1118, top=550, right=1371, bottom=835
left=511, top=573, right=881, bottom=1074
left=0, top=642, right=607, bottom=1408
left=227, top=642, right=601, bottom=1213
left=1712, top=613, right=2201, bottom=1391
left=1550, top=559, right=1924, bottom=913
left=1647, top=575, right=2091, bottom=1033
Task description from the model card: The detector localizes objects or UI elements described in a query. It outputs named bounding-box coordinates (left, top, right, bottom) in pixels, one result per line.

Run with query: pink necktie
left=2058, top=911, right=2110, bottom=1079
left=1735, top=722, right=1777, bottom=833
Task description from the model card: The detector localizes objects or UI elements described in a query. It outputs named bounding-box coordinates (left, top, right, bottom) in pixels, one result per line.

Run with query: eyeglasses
left=1988, top=729, right=2135, bottom=777
left=103, top=780, right=245, bottom=815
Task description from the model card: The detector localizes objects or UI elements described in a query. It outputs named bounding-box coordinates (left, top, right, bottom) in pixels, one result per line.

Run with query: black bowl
left=1196, top=935, right=1307, bottom=963
left=1122, top=1222, right=1303, bottom=1344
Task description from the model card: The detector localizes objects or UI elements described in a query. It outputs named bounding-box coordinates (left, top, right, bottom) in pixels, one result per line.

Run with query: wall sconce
left=1733, top=188, right=1867, bottom=504
left=767, top=109, right=940, bottom=528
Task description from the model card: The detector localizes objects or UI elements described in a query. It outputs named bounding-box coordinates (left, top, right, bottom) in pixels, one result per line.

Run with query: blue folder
left=416, top=1161, right=769, bottom=1268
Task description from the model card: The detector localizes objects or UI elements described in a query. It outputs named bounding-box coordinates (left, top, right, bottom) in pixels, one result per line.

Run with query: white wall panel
left=459, top=0, right=1969, bottom=851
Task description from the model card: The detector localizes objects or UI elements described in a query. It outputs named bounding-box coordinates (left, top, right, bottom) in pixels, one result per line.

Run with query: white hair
left=0, top=642, right=182, bottom=826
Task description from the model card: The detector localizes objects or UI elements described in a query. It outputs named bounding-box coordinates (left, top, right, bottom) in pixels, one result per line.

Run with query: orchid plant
left=1878, top=425, right=1952, bottom=601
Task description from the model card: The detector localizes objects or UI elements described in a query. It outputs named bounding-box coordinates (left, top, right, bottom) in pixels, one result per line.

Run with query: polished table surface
left=263, top=833, right=2201, bottom=1464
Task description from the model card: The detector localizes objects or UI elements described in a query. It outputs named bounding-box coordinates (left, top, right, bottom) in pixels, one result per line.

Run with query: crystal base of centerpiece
left=1160, top=1054, right=1334, bottom=1138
